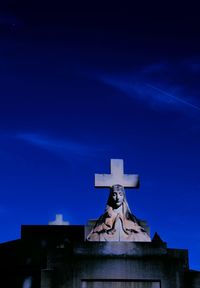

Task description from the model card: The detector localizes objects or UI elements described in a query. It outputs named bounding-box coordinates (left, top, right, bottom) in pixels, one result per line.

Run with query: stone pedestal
left=0, top=225, right=199, bottom=288
left=45, top=241, right=189, bottom=288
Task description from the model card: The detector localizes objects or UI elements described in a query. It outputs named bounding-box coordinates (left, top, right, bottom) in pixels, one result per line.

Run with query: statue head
left=106, top=184, right=137, bottom=223
left=107, top=184, right=125, bottom=208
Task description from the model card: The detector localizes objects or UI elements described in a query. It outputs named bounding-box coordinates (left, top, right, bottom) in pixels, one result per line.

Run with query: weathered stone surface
left=48, top=214, right=69, bottom=226
left=88, top=160, right=150, bottom=242
left=95, top=159, right=139, bottom=188
left=0, top=224, right=199, bottom=287
left=38, top=226, right=194, bottom=288
left=87, top=184, right=150, bottom=242
left=0, top=158, right=199, bottom=287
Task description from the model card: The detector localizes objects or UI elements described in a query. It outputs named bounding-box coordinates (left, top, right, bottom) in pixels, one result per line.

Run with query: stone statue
left=87, top=184, right=151, bottom=242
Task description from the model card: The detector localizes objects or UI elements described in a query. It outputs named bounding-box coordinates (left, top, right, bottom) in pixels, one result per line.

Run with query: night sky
left=0, top=1, right=200, bottom=270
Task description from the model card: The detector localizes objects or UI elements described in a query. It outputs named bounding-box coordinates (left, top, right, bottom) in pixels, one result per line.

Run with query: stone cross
left=95, top=159, right=139, bottom=188
left=48, top=214, right=69, bottom=225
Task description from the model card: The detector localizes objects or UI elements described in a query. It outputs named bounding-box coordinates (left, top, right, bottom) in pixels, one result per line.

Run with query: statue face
left=111, top=185, right=124, bottom=208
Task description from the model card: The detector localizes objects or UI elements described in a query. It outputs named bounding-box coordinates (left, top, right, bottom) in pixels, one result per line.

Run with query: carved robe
left=87, top=204, right=151, bottom=242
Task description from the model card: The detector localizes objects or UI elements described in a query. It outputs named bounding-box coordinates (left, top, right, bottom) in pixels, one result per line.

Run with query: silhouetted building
left=0, top=224, right=200, bottom=287
left=1, top=159, right=199, bottom=287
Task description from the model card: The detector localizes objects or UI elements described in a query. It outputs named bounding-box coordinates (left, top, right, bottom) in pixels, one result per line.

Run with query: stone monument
left=48, top=214, right=69, bottom=226
left=87, top=159, right=150, bottom=242
left=0, top=158, right=199, bottom=288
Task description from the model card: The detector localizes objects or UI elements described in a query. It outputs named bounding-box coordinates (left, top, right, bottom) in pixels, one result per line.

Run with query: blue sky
left=0, top=1, right=200, bottom=270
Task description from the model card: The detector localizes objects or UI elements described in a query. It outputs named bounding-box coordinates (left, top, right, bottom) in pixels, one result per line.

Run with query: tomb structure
left=0, top=159, right=199, bottom=288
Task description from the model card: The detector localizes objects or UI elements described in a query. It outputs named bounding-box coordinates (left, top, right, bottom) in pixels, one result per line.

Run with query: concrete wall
left=0, top=225, right=198, bottom=288
left=42, top=242, right=190, bottom=288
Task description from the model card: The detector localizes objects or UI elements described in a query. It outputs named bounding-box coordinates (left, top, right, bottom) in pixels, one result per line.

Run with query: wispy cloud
left=94, top=61, right=200, bottom=113
left=146, top=83, right=200, bottom=111
left=141, top=62, right=169, bottom=74
left=15, top=133, right=103, bottom=158
left=97, top=75, right=182, bottom=108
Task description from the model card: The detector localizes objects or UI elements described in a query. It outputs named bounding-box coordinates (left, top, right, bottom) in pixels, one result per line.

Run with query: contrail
left=146, top=83, right=200, bottom=112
